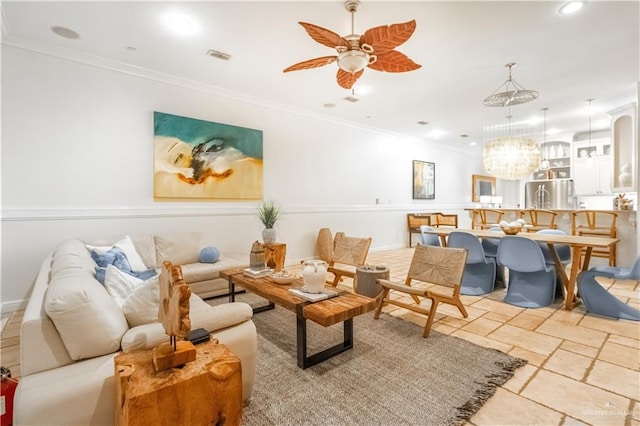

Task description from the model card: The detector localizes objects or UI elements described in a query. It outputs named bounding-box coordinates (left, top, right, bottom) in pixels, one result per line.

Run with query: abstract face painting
left=153, top=112, right=263, bottom=199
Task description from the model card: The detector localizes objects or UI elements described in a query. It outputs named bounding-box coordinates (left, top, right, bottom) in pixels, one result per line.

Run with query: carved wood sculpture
left=264, top=243, right=287, bottom=272
left=249, top=240, right=266, bottom=271
left=153, top=261, right=196, bottom=371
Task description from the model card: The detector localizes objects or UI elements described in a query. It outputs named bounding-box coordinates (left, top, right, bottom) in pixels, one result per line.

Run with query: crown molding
left=2, top=37, right=475, bottom=156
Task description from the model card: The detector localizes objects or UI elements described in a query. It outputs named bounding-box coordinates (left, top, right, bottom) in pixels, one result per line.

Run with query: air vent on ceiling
left=343, top=96, right=359, bottom=103
left=417, top=120, right=429, bottom=126
left=206, top=49, right=232, bottom=61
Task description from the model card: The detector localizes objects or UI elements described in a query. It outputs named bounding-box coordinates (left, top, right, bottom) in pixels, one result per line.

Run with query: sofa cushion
left=51, top=240, right=97, bottom=277
left=122, top=277, right=160, bottom=327
left=131, top=234, right=158, bottom=269
left=46, top=244, right=129, bottom=361
left=155, top=233, right=202, bottom=266
left=120, top=294, right=252, bottom=352
left=180, top=255, right=245, bottom=283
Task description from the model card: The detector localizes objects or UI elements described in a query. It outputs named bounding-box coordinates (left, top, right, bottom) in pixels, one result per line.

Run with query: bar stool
left=471, top=209, right=504, bottom=230
left=521, top=209, right=558, bottom=232
left=571, top=210, right=618, bottom=266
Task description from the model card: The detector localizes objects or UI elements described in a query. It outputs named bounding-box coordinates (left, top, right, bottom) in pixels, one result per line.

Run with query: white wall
left=1, top=45, right=482, bottom=310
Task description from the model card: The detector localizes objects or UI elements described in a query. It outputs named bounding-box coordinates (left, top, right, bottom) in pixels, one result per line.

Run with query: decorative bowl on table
left=268, top=270, right=297, bottom=284
left=500, top=224, right=523, bottom=235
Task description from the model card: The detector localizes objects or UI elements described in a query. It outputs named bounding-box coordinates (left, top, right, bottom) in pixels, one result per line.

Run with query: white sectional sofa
left=14, top=236, right=256, bottom=426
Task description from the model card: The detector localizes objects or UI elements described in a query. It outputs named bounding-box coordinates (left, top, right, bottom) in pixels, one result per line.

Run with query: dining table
left=423, top=227, right=619, bottom=310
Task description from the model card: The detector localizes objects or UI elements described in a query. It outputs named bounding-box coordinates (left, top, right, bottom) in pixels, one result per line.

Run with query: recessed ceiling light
left=165, top=12, right=198, bottom=35
left=50, top=26, right=80, bottom=39
left=343, top=96, right=359, bottom=103
left=352, top=85, right=371, bottom=96
left=323, top=103, right=336, bottom=108
left=417, top=121, right=429, bottom=126
left=469, top=141, right=478, bottom=146
left=428, top=129, right=447, bottom=139
left=558, top=1, right=584, bottom=15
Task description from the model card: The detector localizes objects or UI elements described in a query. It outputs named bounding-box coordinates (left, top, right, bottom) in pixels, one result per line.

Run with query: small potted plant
left=257, top=200, right=280, bottom=244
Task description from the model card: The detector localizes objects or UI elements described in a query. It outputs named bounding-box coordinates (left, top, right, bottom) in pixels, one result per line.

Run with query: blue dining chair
left=497, top=236, right=557, bottom=308
left=481, top=226, right=504, bottom=285
left=536, top=229, right=571, bottom=266
left=419, top=225, right=441, bottom=247
left=447, top=231, right=496, bottom=295
left=577, top=270, right=640, bottom=321
left=589, top=256, right=640, bottom=280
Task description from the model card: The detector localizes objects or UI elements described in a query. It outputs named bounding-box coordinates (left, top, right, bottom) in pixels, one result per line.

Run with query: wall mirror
left=472, top=174, right=496, bottom=202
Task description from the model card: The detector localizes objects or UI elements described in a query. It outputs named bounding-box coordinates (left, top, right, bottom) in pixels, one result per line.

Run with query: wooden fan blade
left=283, top=56, right=337, bottom=73
left=299, top=22, right=349, bottom=50
left=361, top=20, right=417, bottom=54
left=368, top=50, right=421, bottom=73
left=336, top=69, right=364, bottom=89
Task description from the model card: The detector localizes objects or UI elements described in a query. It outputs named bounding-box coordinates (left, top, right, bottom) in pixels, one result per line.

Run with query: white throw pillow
left=122, top=277, right=160, bottom=327
left=104, top=265, right=143, bottom=307
left=86, top=236, right=147, bottom=272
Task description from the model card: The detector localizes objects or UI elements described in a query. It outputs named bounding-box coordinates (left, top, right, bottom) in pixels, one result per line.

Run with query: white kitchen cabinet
left=573, top=157, right=613, bottom=195
left=573, top=137, right=613, bottom=195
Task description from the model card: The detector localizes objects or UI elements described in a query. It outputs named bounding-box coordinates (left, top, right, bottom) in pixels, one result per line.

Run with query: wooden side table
left=264, top=243, right=286, bottom=272
left=114, top=339, right=242, bottom=426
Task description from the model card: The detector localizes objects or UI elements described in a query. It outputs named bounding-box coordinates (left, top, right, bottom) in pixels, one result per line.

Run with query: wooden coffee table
left=220, top=267, right=377, bottom=369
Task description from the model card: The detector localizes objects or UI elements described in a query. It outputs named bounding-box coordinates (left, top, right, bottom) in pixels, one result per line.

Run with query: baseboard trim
left=2, top=299, right=28, bottom=313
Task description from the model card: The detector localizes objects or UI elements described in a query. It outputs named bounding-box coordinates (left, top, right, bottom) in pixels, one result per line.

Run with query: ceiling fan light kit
left=283, top=0, right=421, bottom=89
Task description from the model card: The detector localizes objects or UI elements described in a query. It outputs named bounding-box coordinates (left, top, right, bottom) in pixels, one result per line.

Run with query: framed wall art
left=153, top=111, right=263, bottom=200
left=413, top=160, right=435, bottom=200
left=471, top=174, right=496, bottom=202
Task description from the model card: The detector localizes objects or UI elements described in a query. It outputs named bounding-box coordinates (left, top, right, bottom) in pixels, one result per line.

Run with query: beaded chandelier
left=482, top=115, right=540, bottom=180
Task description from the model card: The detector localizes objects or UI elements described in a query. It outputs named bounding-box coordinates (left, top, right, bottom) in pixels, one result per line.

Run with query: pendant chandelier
left=483, top=63, right=539, bottom=107
left=482, top=115, right=540, bottom=180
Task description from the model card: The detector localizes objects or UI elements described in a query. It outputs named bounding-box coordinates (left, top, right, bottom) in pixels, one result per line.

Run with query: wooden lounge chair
left=374, top=244, right=468, bottom=338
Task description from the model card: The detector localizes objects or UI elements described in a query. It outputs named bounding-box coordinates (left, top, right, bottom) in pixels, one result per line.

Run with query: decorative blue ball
left=199, top=246, right=220, bottom=263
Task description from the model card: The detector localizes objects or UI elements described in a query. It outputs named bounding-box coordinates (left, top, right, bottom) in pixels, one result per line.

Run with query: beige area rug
left=211, top=296, right=527, bottom=426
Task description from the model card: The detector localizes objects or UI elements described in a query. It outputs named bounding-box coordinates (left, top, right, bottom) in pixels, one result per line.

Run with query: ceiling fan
left=283, top=0, right=421, bottom=90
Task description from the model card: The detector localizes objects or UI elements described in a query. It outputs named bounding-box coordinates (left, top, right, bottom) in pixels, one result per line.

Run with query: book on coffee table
left=288, top=288, right=340, bottom=302
left=243, top=267, right=271, bottom=278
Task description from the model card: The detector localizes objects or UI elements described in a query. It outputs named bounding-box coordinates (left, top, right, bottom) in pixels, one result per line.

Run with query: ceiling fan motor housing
left=345, top=0, right=360, bottom=13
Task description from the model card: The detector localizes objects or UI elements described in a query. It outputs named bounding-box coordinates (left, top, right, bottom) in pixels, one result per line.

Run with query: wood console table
left=114, top=339, right=242, bottom=426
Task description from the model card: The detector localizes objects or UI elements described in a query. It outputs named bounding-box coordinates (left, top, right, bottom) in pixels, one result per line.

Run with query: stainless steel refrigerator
left=525, top=179, right=576, bottom=209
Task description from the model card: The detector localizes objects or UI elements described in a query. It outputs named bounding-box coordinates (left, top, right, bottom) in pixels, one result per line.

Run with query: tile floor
left=1, top=247, right=638, bottom=425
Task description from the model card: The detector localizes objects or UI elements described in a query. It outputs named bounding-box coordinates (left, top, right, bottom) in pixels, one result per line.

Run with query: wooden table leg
left=565, top=245, right=587, bottom=310
left=548, top=243, right=570, bottom=297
